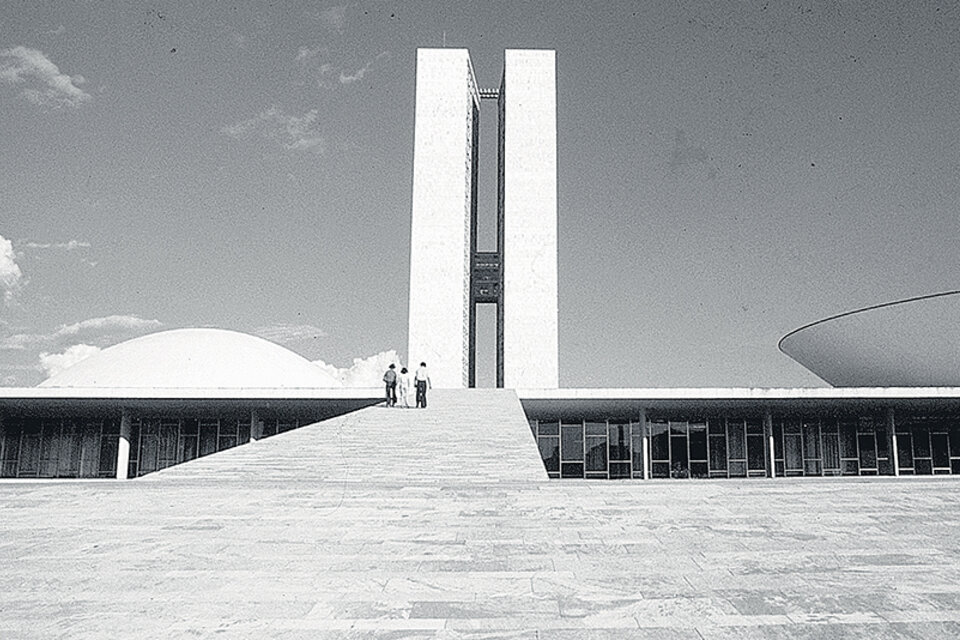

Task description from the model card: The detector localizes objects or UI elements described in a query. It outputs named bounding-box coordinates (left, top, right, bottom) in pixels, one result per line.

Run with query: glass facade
left=0, top=410, right=317, bottom=479
left=1, top=417, right=120, bottom=479
left=895, top=416, right=960, bottom=475
left=5, top=403, right=960, bottom=481
left=528, top=412, right=960, bottom=480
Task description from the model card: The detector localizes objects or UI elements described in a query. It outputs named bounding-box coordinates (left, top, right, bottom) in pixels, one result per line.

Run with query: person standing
left=382, top=363, right=397, bottom=407
left=397, top=367, right=413, bottom=408
left=414, top=361, right=431, bottom=408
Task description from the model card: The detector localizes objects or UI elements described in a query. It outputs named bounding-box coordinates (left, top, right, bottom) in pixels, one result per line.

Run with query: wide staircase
left=153, top=388, right=548, bottom=484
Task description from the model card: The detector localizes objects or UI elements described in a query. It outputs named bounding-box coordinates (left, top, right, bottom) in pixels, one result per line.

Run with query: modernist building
left=0, top=330, right=380, bottom=479
left=407, top=49, right=558, bottom=389
left=2, top=49, right=960, bottom=482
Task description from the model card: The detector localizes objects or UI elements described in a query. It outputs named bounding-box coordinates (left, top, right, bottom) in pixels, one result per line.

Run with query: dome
left=779, top=291, right=960, bottom=387
left=39, top=328, right=340, bottom=388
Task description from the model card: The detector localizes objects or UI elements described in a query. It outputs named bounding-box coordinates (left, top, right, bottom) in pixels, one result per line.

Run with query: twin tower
left=407, top=49, right=558, bottom=389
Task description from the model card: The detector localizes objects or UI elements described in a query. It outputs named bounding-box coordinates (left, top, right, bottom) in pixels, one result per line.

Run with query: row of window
left=0, top=412, right=318, bottom=479
left=0, top=418, right=120, bottom=479
left=528, top=414, right=960, bottom=479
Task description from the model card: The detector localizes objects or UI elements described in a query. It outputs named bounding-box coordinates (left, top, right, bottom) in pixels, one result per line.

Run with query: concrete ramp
left=154, top=388, right=547, bottom=484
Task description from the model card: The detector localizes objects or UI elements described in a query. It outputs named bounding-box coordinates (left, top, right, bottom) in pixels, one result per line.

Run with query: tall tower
left=408, top=48, right=558, bottom=389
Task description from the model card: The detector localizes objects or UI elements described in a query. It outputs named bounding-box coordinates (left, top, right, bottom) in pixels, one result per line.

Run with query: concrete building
left=3, top=49, right=960, bottom=482
left=0, top=329, right=380, bottom=479
left=407, top=48, right=558, bottom=389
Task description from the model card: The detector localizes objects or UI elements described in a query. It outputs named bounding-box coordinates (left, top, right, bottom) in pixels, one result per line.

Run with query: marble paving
left=2, top=389, right=960, bottom=639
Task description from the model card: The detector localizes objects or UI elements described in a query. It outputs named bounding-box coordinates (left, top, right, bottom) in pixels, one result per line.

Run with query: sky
left=1, top=1, right=959, bottom=388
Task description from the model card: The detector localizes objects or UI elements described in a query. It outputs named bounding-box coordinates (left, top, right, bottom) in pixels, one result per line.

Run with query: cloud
left=222, top=106, right=325, bottom=152
left=1, top=314, right=162, bottom=350
left=20, top=239, right=90, bottom=250
left=0, top=234, right=24, bottom=303
left=317, top=6, right=347, bottom=33
left=0, top=46, right=91, bottom=108
left=339, top=51, right=391, bottom=85
left=253, top=323, right=328, bottom=344
left=0, top=334, right=38, bottom=350
left=38, top=343, right=101, bottom=379
left=54, top=315, right=162, bottom=339
left=313, top=350, right=403, bottom=388
left=0, top=362, right=40, bottom=386
left=296, top=45, right=326, bottom=63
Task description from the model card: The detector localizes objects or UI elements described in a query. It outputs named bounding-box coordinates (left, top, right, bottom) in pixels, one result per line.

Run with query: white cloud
left=296, top=45, right=325, bottom=63
left=0, top=46, right=91, bottom=108
left=338, top=68, right=366, bottom=85
left=20, top=239, right=90, bottom=250
left=253, top=323, right=328, bottom=343
left=54, top=315, right=162, bottom=339
left=313, top=350, right=403, bottom=388
left=317, top=6, right=347, bottom=33
left=222, top=106, right=325, bottom=152
left=0, top=334, right=36, bottom=350
left=0, top=362, right=42, bottom=386
left=339, top=51, right=391, bottom=85
left=38, top=343, right=101, bottom=379
left=0, top=234, right=24, bottom=303
left=1, top=314, right=162, bottom=350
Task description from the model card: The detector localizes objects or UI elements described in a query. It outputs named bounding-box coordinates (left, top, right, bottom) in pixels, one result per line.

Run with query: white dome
left=39, top=328, right=340, bottom=388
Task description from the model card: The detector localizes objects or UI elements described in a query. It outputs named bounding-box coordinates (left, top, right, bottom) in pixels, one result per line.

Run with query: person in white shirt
left=397, top=367, right=413, bottom=408
left=414, top=362, right=431, bottom=408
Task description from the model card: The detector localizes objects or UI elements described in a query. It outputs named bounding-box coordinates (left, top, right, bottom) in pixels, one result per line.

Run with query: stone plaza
left=3, top=391, right=960, bottom=638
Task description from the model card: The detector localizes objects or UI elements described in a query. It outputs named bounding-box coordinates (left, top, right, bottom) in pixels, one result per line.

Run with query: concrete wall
left=502, top=49, right=559, bottom=388
left=408, top=49, right=480, bottom=388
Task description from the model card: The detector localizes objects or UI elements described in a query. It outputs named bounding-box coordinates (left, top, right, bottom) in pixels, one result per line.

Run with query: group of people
left=383, top=362, right=431, bottom=408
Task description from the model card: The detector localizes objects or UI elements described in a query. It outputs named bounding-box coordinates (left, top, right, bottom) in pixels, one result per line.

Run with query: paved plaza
left=3, top=391, right=960, bottom=638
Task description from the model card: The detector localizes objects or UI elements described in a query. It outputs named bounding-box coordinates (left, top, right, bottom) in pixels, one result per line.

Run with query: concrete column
left=763, top=409, right=776, bottom=478
left=639, top=408, right=650, bottom=480
left=502, top=49, right=559, bottom=389
left=0, top=412, right=5, bottom=469
left=250, top=409, right=262, bottom=442
left=408, top=48, right=477, bottom=388
left=117, top=410, right=131, bottom=480
left=886, top=407, right=900, bottom=477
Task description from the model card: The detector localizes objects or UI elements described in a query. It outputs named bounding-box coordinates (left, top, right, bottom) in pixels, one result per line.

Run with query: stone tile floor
left=3, top=395, right=960, bottom=638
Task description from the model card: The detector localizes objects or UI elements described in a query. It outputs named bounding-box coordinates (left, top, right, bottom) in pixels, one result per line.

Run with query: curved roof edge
left=40, top=327, right=341, bottom=389
left=778, top=290, right=960, bottom=387
left=778, top=290, right=960, bottom=353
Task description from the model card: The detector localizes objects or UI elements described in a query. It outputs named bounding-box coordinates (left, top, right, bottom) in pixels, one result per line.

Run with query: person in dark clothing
left=383, top=363, right=397, bottom=407
left=414, top=362, right=431, bottom=408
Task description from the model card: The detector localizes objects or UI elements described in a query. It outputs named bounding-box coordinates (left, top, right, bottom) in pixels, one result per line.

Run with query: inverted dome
left=779, top=291, right=960, bottom=387
left=39, top=328, right=340, bottom=388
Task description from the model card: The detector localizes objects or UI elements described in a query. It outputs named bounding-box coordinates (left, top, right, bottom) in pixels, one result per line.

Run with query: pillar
left=763, top=409, right=776, bottom=478
left=250, top=409, right=262, bottom=442
left=886, top=407, right=900, bottom=476
left=408, top=48, right=478, bottom=388
left=116, top=410, right=131, bottom=480
left=639, top=408, right=650, bottom=480
left=502, top=49, right=559, bottom=388
left=0, top=412, right=5, bottom=472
